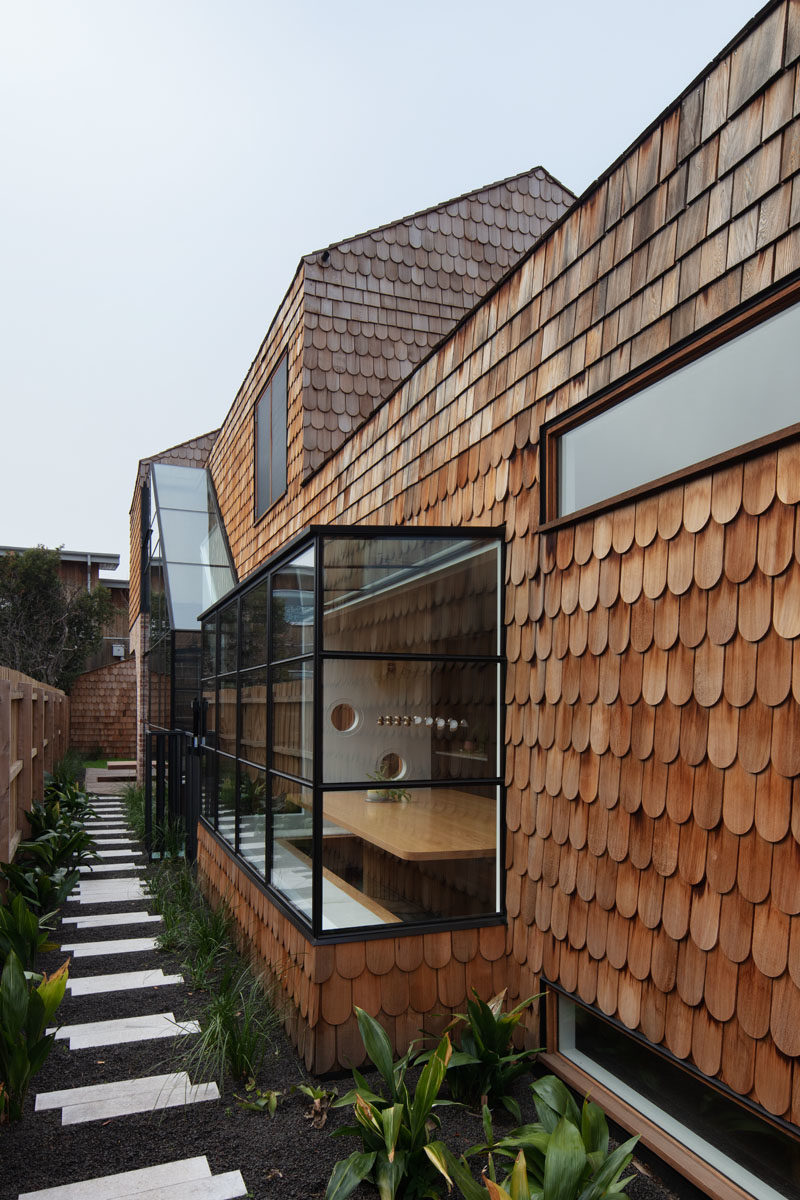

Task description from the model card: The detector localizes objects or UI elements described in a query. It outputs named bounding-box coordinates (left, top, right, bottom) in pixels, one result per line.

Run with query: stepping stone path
left=17, top=790, right=250, bottom=1199
left=19, top=1156, right=246, bottom=1200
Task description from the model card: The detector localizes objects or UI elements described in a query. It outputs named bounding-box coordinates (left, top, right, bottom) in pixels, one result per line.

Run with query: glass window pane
left=241, top=581, right=268, bottom=669
left=201, top=617, right=217, bottom=678
left=270, top=779, right=313, bottom=920
left=217, top=755, right=236, bottom=844
left=272, top=548, right=314, bottom=661
left=173, top=632, right=201, bottom=733
left=270, top=356, right=288, bottom=506
left=218, top=676, right=237, bottom=757
left=557, top=299, right=800, bottom=516
left=152, top=462, right=210, bottom=511
left=201, top=747, right=217, bottom=822
left=323, top=537, right=499, bottom=655
left=202, top=679, right=217, bottom=750
left=323, top=660, right=498, bottom=784
left=219, top=602, right=238, bottom=676
left=271, top=661, right=313, bottom=780
left=240, top=669, right=267, bottom=767
left=560, top=998, right=800, bottom=1200
left=157, top=510, right=231, bottom=566
left=238, top=765, right=267, bottom=876
left=321, top=784, right=498, bottom=929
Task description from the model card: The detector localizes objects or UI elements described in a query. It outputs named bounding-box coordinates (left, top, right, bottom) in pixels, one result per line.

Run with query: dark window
left=255, top=356, right=288, bottom=518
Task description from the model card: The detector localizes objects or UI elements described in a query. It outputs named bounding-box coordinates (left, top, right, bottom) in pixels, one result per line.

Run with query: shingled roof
left=300, top=166, right=575, bottom=475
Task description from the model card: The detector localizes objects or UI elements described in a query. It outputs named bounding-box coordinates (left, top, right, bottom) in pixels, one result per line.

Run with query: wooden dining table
left=317, top=787, right=496, bottom=861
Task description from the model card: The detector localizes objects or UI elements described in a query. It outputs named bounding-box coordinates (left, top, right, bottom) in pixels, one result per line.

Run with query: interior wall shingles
left=203, top=1, right=800, bottom=1102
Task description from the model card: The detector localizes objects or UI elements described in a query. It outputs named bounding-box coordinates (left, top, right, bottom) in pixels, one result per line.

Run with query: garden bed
left=2, top=871, right=705, bottom=1200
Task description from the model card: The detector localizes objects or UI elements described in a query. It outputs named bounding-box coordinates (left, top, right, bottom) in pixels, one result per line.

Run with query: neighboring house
left=129, top=5, right=800, bottom=1197
left=0, top=545, right=130, bottom=671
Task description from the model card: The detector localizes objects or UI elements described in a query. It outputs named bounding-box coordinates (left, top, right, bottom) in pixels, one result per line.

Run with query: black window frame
left=198, top=523, right=506, bottom=945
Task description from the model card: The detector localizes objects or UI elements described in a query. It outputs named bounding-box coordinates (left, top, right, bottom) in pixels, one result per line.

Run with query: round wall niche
left=377, top=751, right=406, bottom=780
left=330, top=702, right=359, bottom=733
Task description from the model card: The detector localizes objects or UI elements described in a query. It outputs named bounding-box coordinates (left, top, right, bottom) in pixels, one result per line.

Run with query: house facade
left=130, top=5, right=800, bottom=1196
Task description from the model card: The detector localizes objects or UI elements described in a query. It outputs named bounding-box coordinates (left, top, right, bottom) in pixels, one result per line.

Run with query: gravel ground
left=1, top=816, right=709, bottom=1200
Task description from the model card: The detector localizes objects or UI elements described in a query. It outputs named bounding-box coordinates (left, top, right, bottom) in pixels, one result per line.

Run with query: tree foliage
left=0, top=547, right=112, bottom=692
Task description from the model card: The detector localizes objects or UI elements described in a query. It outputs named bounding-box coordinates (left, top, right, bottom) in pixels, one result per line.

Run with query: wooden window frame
left=254, top=353, right=288, bottom=522
left=540, top=274, right=800, bottom=529
left=541, top=989, right=799, bottom=1200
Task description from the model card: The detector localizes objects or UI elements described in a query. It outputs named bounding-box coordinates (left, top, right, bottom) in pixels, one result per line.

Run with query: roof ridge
left=305, top=164, right=576, bottom=259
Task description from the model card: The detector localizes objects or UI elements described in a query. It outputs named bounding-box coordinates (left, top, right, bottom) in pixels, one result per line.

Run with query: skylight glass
left=151, top=463, right=236, bottom=630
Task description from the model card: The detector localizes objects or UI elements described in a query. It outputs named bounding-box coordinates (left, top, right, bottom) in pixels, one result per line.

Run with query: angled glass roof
left=151, top=463, right=236, bottom=629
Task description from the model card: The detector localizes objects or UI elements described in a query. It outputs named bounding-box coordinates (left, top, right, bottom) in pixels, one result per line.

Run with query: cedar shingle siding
left=134, top=0, right=800, bottom=1175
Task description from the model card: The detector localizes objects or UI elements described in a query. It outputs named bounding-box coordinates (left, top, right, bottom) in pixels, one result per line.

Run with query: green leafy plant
left=442, top=1075, right=639, bottom=1200
left=0, top=894, right=58, bottom=971
left=295, top=1081, right=338, bottom=1128
left=0, top=951, right=69, bottom=1122
left=235, top=1078, right=282, bottom=1115
left=366, top=765, right=410, bottom=804
left=438, top=989, right=541, bottom=1120
left=326, top=1007, right=455, bottom=1200
left=0, top=860, right=80, bottom=915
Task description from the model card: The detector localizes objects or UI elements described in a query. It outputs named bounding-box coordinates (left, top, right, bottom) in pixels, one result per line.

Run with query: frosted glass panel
left=558, top=301, right=800, bottom=516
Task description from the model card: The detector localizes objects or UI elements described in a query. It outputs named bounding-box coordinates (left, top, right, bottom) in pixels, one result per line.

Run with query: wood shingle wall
left=177, top=0, right=800, bottom=1128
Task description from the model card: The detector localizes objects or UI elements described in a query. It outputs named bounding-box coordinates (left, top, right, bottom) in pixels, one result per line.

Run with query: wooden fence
left=0, top=667, right=70, bottom=864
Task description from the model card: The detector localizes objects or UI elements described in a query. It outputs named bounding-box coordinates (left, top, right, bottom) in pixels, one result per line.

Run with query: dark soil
left=1, top=815, right=709, bottom=1200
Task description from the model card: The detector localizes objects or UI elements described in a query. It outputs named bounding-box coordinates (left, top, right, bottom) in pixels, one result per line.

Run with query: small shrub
left=326, top=1007, right=455, bottom=1200
left=122, top=783, right=146, bottom=842
left=0, top=895, right=58, bottom=971
left=434, top=988, right=540, bottom=1121
left=0, top=952, right=69, bottom=1122
left=443, top=1074, right=639, bottom=1200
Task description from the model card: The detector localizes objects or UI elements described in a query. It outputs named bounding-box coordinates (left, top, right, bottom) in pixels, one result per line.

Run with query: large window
left=199, top=527, right=504, bottom=940
left=555, top=995, right=800, bottom=1200
left=142, top=463, right=236, bottom=734
left=255, top=355, right=288, bottom=518
left=542, top=284, right=800, bottom=521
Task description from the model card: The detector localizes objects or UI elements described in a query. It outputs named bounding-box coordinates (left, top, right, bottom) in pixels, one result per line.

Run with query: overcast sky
left=1, top=0, right=760, bottom=579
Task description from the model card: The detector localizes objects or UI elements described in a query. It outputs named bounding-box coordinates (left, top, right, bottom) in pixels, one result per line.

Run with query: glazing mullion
left=312, top=533, right=323, bottom=938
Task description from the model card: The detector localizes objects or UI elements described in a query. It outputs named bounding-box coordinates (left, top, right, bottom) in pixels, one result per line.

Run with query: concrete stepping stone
left=36, top=1071, right=219, bottom=1124
left=91, top=837, right=138, bottom=845
left=48, top=1012, right=200, bottom=1050
left=62, top=911, right=161, bottom=929
left=18, top=1155, right=247, bottom=1200
left=96, top=848, right=143, bottom=858
left=67, top=968, right=182, bottom=996
left=79, top=862, right=138, bottom=874
left=61, top=936, right=158, bottom=957
left=72, top=880, right=148, bottom=902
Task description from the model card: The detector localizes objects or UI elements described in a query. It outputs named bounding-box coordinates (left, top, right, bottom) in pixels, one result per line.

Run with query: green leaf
left=324, top=1151, right=377, bottom=1200
left=381, top=1103, right=404, bottom=1159
left=580, top=1098, right=608, bottom=1157
left=532, top=1075, right=581, bottom=1131
left=577, top=1136, right=638, bottom=1200
left=423, top=1141, right=453, bottom=1190
left=508, top=1150, right=533, bottom=1200
left=355, top=1007, right=397, bottom=1093
left=542, top=1116, right=587, bottom=1200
